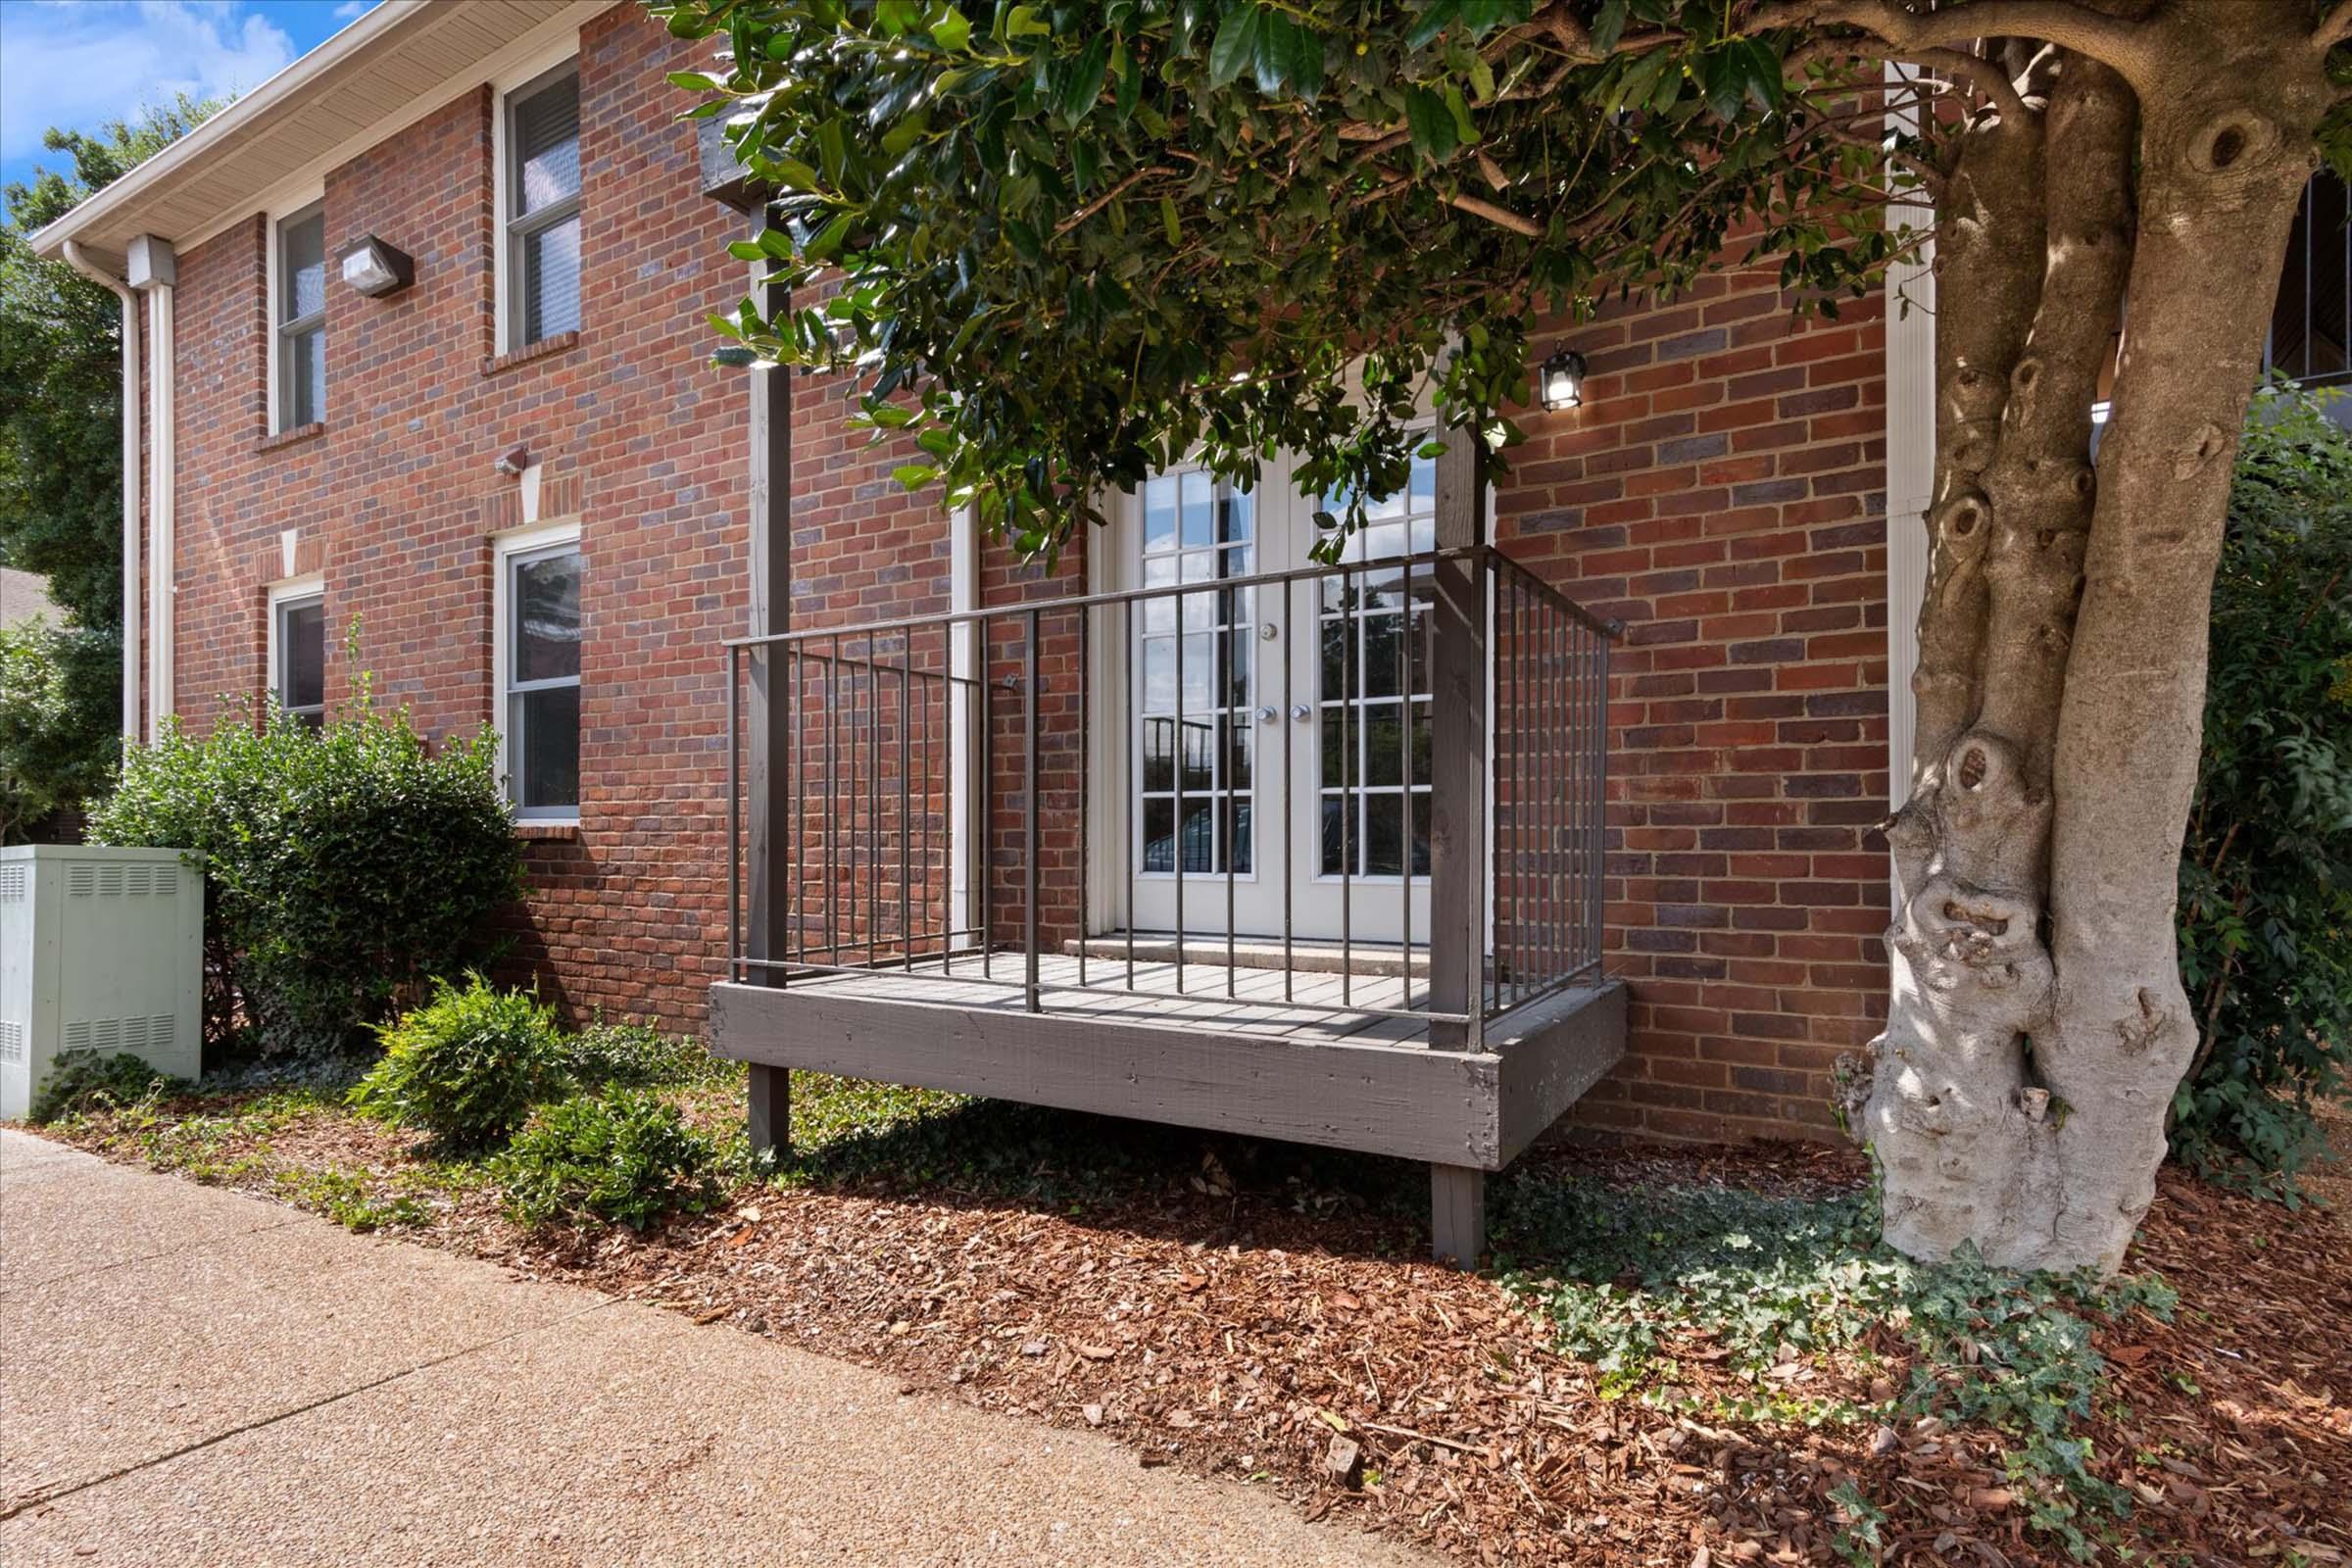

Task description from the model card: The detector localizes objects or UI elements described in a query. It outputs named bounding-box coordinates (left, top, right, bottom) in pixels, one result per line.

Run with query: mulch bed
left=45, top=1104, right=2352, bottom=1566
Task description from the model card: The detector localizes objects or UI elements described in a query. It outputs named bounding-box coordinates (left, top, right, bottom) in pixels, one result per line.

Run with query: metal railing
left=722, top=543, right=1618, bottom=1038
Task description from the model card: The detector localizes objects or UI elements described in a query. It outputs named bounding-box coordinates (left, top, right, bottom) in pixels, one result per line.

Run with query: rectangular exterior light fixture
left=1538, top=348, right=1588, bottom=412
left=337, top=235, right=414, bottom=298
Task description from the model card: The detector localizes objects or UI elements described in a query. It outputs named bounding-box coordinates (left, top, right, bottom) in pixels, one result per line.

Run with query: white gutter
left=60, top=241, right=141, bottom=742
left=1883, top=62, right=1936, bottom=808
left=949, top=507, right=978, bottom=948
left=24, top=0, right=433, bottom=262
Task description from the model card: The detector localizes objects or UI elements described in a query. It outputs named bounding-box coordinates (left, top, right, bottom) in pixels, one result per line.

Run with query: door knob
left=1256, top=706, right=1279, bottom=724
left=1291, top=704, right=1313, bottom=722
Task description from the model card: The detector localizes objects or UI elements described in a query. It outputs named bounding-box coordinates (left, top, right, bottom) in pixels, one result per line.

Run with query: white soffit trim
left=1883, top=62, right=1936, bottom=809
left=29, top=0, right=607, bottom=265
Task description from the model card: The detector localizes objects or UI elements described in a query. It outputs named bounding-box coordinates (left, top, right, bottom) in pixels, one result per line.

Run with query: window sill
left=257, top=421, right=326, bottom=454
left=513, top=820, right=580, bottom=842
left=482, top=330, right=580, bottom=378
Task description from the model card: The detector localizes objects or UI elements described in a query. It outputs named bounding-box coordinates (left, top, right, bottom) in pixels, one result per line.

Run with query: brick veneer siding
left=1496, top=272, right=1893, bottom=1143
left=148, top=4, right=1893, bottom=1140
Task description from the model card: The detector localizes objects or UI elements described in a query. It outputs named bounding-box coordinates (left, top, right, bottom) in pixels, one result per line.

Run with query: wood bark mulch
left=43, top=1102, right=2352, bottom=1567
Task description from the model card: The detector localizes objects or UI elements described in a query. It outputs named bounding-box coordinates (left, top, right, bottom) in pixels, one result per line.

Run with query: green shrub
left=493, top=1087, right=716, bottom=1231
left=559, top=1020, right=710, bottom=1089
left=0, top=615, right=116, bottom=842
left=347, top=975, right=565, bottom=1152
left=86, top=687, right=522, bottom=1055
left=28, top=1048, right=181, bottom=1124
left=2174, top=385, right=2352, bottom=1193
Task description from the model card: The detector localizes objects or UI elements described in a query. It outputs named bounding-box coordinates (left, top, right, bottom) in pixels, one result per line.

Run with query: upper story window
left=504, top=64, right=581, bottom=352
left=270, top=585, right=325, bottom=728
left=2266, top=172, right=2348, bottom=395
left=275, top=205, right=325, bottom=429
left=497, top=526, right=582, bottom=820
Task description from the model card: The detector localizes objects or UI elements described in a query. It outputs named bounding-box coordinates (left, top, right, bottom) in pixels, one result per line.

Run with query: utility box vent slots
left=0, top=847, right=202, bottom=1120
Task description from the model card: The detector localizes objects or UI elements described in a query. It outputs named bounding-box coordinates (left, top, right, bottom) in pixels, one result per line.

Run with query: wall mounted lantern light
left=337, top=235, right=414, bottom=298
left=1538, top=347, right=1589, bottom=412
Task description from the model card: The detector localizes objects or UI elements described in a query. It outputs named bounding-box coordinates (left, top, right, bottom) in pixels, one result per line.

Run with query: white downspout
left=142, top=282, right=174, bottom=744
left=59, top=241, right=141, bottom=742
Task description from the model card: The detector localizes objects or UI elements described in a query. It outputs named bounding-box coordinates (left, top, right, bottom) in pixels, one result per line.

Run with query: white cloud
left=330, top=1, right=371, bottom=20
left=0, top=1, right=297, bottom=162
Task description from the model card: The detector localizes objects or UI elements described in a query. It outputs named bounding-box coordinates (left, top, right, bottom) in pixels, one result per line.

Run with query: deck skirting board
left=708, top=977, right=1627, bottom=1171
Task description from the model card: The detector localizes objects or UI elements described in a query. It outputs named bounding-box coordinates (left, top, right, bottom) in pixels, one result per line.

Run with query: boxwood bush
left=348, top=974, right=566, bottom=1152
left=87, top=692, right=521, bottom=1056
left=494, top=1087, right=717, bottom=1232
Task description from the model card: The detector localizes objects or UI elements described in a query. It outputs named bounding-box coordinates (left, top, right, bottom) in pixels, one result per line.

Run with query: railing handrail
left=724, top=542, right=1624, bottom=652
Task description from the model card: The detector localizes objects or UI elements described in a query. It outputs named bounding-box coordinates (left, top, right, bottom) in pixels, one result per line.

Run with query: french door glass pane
left=1134, top=469, right=1253, bottom=876
left=1317, top=448, right=1436, bottom=880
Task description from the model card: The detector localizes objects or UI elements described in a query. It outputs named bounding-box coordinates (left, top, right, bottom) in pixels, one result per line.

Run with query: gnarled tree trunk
left=1859, top=1, right=2339, bottom=1273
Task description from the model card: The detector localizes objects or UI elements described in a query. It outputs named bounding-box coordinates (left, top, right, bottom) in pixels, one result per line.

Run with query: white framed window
left=268, top=578, right=326, bottom=728
left=500, top=61, right=581, bottom=353
left=273, top=202, right=326, bottom=430
left=493, top=522, right=582, bottom=820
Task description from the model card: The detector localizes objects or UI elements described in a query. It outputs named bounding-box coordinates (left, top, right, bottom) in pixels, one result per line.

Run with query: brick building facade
left=44, top=0, right=1907, bottom=1145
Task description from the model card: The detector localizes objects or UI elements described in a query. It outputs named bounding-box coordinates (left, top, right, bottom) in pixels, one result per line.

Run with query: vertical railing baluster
left=942, top=619, right=956, bottom=978
left=727, top=643, right=741, bottom=982
left=900, top=634, right=912, bottom=968
left=1173, top=577, right=1186, bottom=997
left=1593, top=627, right=1609, bottom=977
left=825, top=636, right=840, bottom=964
left=1079, top=603, right=1090, bottom=994
left=1281, top=570, right=1295, bottom=1004
left=1124, top=597, right=1136, bottom=992
left=979, top=622, right=993, bottom=980
left=868, top=635, right=881, bottom=966
left=1340, top=562, right=1353, bottom=1009
left=1399, top=552, right=1413, bottom=1012
left=1024, top=608, right=1041, bottom=1012
left=1226, top=595, right=1237, bottom=1001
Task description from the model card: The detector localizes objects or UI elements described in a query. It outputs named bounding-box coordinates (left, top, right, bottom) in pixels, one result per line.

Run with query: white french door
left=1102, top=449, right=1438, bottom=946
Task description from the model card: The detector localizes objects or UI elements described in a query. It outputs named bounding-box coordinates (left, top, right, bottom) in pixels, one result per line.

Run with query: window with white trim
left=275, top=205, right=326, bottom=429
left=271, top=589, right=325, bottom=729
left=499, top=532, right=582, bottom=818
left=504, top=63, right=581, bottom=351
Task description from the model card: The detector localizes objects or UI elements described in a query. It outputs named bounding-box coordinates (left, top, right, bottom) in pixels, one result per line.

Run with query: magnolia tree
left=655, top=0, right=2352, bottom=1273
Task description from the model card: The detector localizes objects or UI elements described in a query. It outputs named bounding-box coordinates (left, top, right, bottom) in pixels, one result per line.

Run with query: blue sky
left=0, top=0, right=379, bottom=195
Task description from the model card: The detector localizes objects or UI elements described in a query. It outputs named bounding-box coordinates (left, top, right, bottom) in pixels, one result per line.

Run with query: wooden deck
left=708, top=953, right=1627, bottom=1171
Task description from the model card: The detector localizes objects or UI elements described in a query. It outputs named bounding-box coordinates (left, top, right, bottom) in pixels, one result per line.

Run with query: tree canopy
left=654, top=0, right=2350, bottom=556
left=0, top=95, right=218, bottom=826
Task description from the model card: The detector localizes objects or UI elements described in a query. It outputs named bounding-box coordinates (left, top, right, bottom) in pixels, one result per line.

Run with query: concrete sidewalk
left=0, top=1130, right=1431, bottom=1567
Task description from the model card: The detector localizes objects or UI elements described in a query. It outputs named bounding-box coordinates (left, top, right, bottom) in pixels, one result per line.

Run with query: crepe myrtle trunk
left=1858, top=6, right=2336, bottom=1274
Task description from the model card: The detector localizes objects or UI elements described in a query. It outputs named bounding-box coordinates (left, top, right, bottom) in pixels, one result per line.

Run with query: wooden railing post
left=1427, top=421, right=1489, bottom=1266
left=741, top=206, right=792, bottom=1155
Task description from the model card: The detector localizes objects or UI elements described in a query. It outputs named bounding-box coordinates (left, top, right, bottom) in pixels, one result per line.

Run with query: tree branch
left=1445, top=192, right=1543, bottom=237
left=2319, top=0, right=2352, bottom=51
left=1744, top=0, right=2155, bottom=89
left=1899, top=47, right=2036, bottom=126
left=1052, top=165, right=1175, bottom=238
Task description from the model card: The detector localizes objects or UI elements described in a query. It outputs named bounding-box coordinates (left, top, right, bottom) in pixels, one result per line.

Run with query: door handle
left=1256, top=706, right=1279, bottom=725
left=1291, top=704, right=1313, bottom=723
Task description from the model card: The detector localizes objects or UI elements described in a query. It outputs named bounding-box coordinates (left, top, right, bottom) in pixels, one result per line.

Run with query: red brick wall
left=161, top=6, right=769, bottom=1029
left=1495, top=270, right=1892, bottom=1143
left=151, top=5, right=1894, bottom=1141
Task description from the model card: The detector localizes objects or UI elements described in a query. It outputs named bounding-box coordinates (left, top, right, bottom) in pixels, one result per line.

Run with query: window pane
left=1142, top=797, right=1174, bottom=874
left=524, top=214, right=582, bottom=343
left=282, top=213, right=324, bottom=322
left=513, top=685, right=580, bottom=810
left=279, top=599, right=325, bottom=712
left=1180, top=470, right=1213, bottom=548
left=513, top=549, right=581, bottom=682
left=514, top=73, right=581, bottom=215
left=287, top=326, right=325, bottom=427
left=1143, top=478, right=1176, bottom=554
